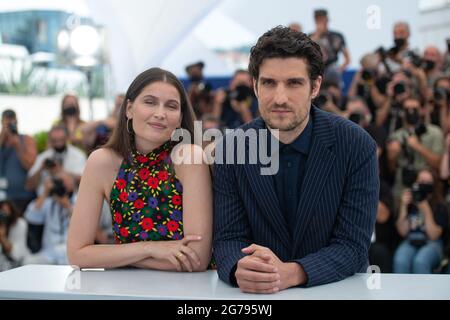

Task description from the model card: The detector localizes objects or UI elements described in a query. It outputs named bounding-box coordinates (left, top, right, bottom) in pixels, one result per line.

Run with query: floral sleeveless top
left=109, top=141, right=184, bottom=243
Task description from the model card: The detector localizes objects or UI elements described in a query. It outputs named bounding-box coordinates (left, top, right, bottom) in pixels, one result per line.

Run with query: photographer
left=394, top=169, right=448, bottom=273
left=26, top=125, right=86, bottom=197
left=387, top=97, right=444, bottom=207
left=0, top=200, right=30, bottom=271
left=422, top=46, right=445, bottom=88
left=81, top=94, right=125, bottom=154
left=23, top=173, right=75, bottom=265
left=55, top=94, right=86, bottom=152
left=212, top=70, right=258, bottom=129
left=314, top=80, right=347, bottom=116
left=376, top=71, right=415, bottom=134
left=428, top=76, right=450, bottom=133
left=0, top=109, right=37, bottom=213
left=185, top=61, right=214, bottom=119
left=348, top=53, right=390, bottom=119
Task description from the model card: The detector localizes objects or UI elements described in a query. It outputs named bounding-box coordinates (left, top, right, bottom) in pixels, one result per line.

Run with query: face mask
left=422, top=59, right=435, bottom=71
left=63, top=106, right=77, bottom=117
left=54, top=145, right=67, bottom=154
left=405, top=109, right=420, bottom=126
left=394, top=38, right=406, bottom=49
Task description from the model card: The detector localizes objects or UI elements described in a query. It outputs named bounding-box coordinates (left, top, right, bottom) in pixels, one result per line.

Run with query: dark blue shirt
left=273, top=117, right=313, bottom=236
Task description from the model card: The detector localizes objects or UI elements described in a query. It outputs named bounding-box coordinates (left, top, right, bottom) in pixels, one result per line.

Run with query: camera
left=8, top=123, right=18, bottom=135
left=49, top=178, right=67, bottom=197
left=411, top=182, right=433, bottom=203
left=313, top=92, right=329, bottom=108
left=44, top=158, right=56, bottom=169
left=229, top=85, right=253, bottom=102
left=393, top=82, right=407, bottom=97
left=406, top=51, right=424, bottom=69
left=361, top=69, right=375, bottom=83
left=0, top=211, right=9, bottom=225
left=349, top=113, right=364, bottom=125
left=434, top=87, right=449, bottom=102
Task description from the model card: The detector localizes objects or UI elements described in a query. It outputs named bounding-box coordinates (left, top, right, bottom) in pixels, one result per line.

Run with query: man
left=0, top=109, right=37, bottom=213
left=26, top=125, right=86, bottom=196
left=309, top=9, right=350, bottom=86
left=386, top=96, right=443, bottom=208
left=213, top=26, right=379, bottom=292
left=23, top=172, right=76, bottom=265
left=213, top=70, right=258, bottom=129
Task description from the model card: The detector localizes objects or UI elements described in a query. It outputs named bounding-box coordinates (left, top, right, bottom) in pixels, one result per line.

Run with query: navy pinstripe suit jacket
left=213, top=106, right=379, bottom=287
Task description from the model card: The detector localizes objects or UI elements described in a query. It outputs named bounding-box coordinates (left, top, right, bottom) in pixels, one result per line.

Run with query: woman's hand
left=146, top=235, right=203, bottom=272
left=401, top=189, right=412, bottom=206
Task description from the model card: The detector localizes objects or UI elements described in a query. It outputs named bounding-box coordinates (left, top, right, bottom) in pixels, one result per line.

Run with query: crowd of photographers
left=1, top=10, right=450, bottom=274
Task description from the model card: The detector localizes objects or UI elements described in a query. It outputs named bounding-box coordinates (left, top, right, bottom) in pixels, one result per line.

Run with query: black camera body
left=44, top=158, right=57, bottom=169
left=229, top=85, right=253, bottom=102
left=49, top=178, right=67, bottom=197
left=393, top=82, right=407, bottom=97
left=411, top=183, right=433, bottom=203
left=8, top=123, right=18, bottom=135
left=313, top=92, right=329, bottom=108
left=434, top=87, right=449, bottom=102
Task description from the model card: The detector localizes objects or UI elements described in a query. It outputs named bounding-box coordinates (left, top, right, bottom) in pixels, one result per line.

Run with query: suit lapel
left=292, top=108, right=336, bottom=254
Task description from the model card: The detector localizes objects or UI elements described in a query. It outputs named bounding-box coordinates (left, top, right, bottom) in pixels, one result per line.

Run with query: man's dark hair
left=248, top=26, right=324, bottom=88
left=1, top=109, right=16, bottom=120
left=314, top=9, right=328, bottom=19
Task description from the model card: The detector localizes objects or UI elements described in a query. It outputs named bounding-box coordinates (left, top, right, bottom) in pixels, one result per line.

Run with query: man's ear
left=311, top=76, right=323, bottom=99
left=253, top=78, right=259, bottom=98
left=125, top=100, right=133, bottom=119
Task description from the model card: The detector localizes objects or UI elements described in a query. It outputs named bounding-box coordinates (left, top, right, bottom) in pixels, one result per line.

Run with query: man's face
left=1, top=116, right=17, bottom=133
left=423, top=47, right=441, bottom=66
left=315, top=16, right=328, bottom=32
left=394, top=24, right=409, bottom=41
left=49, top=129, right=67, bottom=150
left=254, top=57, right=321, bottom=132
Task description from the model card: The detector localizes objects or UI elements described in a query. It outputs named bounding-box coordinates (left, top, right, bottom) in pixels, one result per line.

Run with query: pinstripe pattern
left=213, top=106, right=379, bottom=287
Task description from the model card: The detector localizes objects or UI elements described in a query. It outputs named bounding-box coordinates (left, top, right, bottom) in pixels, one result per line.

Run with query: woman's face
left=126, top=81, right=182, bottom=148
left=62, top=96, right=80, bottom=118
left=417, top=170, right=433, bottom=185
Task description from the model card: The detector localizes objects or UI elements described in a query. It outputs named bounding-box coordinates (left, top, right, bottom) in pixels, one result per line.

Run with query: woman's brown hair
left=104, top=67, right=196, bottom=159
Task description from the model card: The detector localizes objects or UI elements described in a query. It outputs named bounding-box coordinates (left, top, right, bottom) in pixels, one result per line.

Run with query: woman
left=394, top=169, right=448, bottom=273
left=0, top=200, right=30, bottom=271
left=67, top=68, right=213, bottom=272
left=56, top=94, right=86, bottom=151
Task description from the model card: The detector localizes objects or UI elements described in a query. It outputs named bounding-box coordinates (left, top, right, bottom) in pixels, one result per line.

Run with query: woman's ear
left=125, top=99, right=133, bottom=119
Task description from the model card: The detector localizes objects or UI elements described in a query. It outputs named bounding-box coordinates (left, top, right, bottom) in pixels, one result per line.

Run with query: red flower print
left=134, top=199, right=145, bottom=209
left=114, top=212, right=122, bottom=224
left=158, top=171, right=168, bottom=181
left=136, top=155, right=149, bottom=163
left=158, top=151, right=168, bottom=160
left=139, top=168, right=150, bottom=180
left=120, top=227, right=129, bottom=237
left=172, top=195, right=182, bottom=206
left=167, top=220, right=179, bottom=232
left=142, top=218, right=154, bottom=231
left=147, top=177, right=159, bottom=189
left=115, top=179, right=127, bottom=190
left=119, top=192, right=128, bottom=202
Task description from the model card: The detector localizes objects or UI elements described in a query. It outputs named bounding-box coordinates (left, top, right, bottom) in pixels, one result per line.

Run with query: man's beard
left=265, top=103, right=308, bottom=132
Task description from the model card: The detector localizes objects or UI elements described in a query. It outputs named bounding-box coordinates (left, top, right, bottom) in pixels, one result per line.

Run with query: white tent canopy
left=4, top=0, right=447, bottom=94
